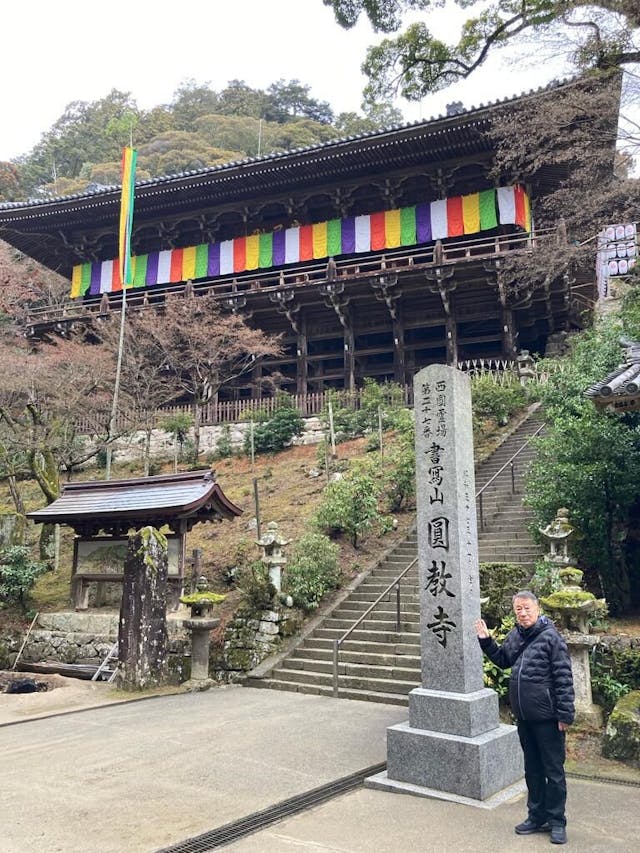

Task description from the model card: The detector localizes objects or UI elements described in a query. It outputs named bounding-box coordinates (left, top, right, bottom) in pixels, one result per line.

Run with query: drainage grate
left=155, top=761, right=386, bottom=852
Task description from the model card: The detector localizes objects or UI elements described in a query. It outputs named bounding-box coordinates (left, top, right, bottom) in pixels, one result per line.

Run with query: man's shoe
left=515, top=819, right=550, bottom=835
left=550, top=825, right=567, bottom=844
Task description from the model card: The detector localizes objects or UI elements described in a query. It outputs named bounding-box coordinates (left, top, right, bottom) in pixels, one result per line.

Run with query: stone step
left=302, top=637, right=421, bottom=657
left=292, top=646, right=422, bottom=668
left=346, top=593, right=420, bottom=606
left=281, top=657, right=420, bottom=682
left=332, top=604, right=421, bottom=620
left=320, top=616, right=421, bottom=632
left=246, top=677, right=409, bottom=706
left=267, top=666, right=418, bottom=695
left=313, top=626, right=420, bottom=644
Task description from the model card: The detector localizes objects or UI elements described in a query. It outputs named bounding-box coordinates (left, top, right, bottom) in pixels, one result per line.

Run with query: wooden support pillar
left=446, top=311, right=458, bottom=366
left=393, top=309, right=406, bottom=384
left=344, top=318, right=356, bottom=392
left=425, top=243, right=457, bottom=365
left=296, top=318, right=308, bottom=395
left=497, top=273, right=518, bottom=358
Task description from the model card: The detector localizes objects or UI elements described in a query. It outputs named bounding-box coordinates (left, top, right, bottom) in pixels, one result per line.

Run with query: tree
left=264, top=79, right=335, bottom=125
left=170, top=79, right=220, bottom=130
left=0, top=333, right=114, bottom=506
left=123, top=293, right=282, bottom=457
left=525, top=312, right=640, bottom=615
left=324, top=1, right=640, bottom=103
left=216, top=80, right=267, bottom=118
left=0, top=240, right=71, bottom=329
left=96, top=312, right=183, bottom=476
left=18, top=90, right=141, bottom=194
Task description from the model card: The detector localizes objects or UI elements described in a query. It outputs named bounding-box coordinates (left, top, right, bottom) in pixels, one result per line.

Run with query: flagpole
left=105, top=147, right=136, bottom=480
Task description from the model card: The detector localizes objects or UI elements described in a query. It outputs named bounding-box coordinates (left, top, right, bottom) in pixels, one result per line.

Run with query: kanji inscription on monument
left=415, top=367, right=484, bottom=691
left=367, top=364, right=524, bottom=803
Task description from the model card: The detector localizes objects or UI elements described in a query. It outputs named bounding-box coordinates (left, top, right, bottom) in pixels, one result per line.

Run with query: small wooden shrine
left=26, top=470, right=241, bottom=610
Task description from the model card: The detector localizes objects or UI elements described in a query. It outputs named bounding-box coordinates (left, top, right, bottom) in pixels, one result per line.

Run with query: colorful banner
left=117, top=147, right=137, bottom=290
left=70, top=185, right=531, bottom=298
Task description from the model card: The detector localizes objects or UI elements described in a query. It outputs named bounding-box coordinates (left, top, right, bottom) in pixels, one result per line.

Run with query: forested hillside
left=0, top=78, right=402, bottom=202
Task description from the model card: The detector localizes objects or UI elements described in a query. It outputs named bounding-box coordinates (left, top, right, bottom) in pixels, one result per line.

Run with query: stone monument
left=368, top=364, right=524, bottom=804
left=118, top=526, right=169, bottom=689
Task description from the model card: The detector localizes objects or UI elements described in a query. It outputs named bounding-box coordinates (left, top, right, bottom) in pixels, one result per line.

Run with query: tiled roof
left=0, top=74, right=586, bottom=214
left=585, top=343, right=640, bottom=400
left=26, top=470, right=242, bottom=524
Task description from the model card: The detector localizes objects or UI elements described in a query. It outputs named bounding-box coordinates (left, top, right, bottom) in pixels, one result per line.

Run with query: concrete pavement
left=0, top=686, right=637, bottom=853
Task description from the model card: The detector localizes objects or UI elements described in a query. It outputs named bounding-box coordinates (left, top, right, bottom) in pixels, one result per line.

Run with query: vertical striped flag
left=118, top=146, right=137, bottom=287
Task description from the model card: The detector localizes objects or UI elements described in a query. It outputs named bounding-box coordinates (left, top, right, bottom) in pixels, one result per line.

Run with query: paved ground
left=0, top=686, right=637, bottom=853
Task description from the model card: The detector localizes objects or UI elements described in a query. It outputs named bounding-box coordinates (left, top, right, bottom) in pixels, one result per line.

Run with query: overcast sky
left=1, top=1, right=569, bottom=162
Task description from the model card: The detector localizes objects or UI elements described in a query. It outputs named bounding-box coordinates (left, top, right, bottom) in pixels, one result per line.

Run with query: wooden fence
left=75, top=357, right=556, bottom=434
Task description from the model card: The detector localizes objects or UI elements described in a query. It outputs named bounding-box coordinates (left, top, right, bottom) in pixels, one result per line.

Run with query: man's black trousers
left=517, top=719, right=567, bottom=827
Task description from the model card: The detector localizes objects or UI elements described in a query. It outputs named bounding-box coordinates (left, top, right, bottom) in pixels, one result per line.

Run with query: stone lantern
left=516, top=349, right=536, bottom=385
left=256, top=521, right=289, bottom=592
left=180, top=577, right=225, bottom=687
left=539, top=507, right=577, bottom=566
left=539, top=562, right=607, bottom=728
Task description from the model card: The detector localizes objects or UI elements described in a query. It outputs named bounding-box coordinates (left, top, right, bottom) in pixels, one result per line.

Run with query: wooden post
left=253, top=477, right=261, bottom=540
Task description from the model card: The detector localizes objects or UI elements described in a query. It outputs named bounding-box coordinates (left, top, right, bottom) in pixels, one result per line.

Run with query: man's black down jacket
left=479, top=616, right=575, bottom=724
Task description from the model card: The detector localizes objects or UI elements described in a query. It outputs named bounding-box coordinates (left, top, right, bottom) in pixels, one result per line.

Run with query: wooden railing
left=26, top=228, right=556, bottom=329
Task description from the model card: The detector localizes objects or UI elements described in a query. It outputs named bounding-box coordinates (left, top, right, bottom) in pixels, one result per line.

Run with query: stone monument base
left=375, top=717, right=524, bottom=803
left=366, top=769, right=526, bottom=810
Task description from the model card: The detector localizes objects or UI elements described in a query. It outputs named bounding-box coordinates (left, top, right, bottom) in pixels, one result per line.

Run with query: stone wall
left=215, top=607, right=297, bottom=681
left=17, top=612, right=191, bottom=683
left=85, top=416, right=326, bottom=466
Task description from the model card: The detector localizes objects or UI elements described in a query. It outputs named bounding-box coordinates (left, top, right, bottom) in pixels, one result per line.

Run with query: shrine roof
left=26, top=470, right=242, bottom=525
left=584, top=341, right=640, bottom=411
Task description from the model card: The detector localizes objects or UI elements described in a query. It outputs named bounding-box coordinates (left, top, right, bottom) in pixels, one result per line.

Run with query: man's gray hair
left=512, top=590, right=538, bottom=604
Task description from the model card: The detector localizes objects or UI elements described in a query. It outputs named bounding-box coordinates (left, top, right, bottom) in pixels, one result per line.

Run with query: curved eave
left=26, top=471, right=242, bottom=526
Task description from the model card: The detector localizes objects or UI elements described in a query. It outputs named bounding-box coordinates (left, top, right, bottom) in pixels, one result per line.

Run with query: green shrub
left=528, top=558, right=562, bottom=600
left=237, top=560, right=276, bottom=613
left=591, top=645, right=640, bottom=713
left=481, top=614, right=515, bottom=698
left=244, top=401, right=304, bottom=455
left=479, top=562, right=532, bottom=625
left=283, top=533, right=341, bottom=612
left=322, top=378, right=410, bottom=441
left=212, top=424, right=234, bottom=460
left=0, top=546, right=48, bottom=612
left=314, top=465, right=382, bottom=548
left=382, top=430, right=416, bottom=512
left=471, top=373, right=529, bottom=425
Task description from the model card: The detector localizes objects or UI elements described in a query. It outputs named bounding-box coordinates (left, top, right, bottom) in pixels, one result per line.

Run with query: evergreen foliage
left=283, top=533, right=341, bottom=611
left=525, top=309, right=640, bottom=615
left=244, top=398, right=305, bottom=455
left=0, top=546, right=48, bottom=612
left=314, top=459, right=383, bottom=547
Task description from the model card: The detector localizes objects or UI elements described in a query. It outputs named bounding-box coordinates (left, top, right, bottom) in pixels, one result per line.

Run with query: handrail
left=476, top=421, right=545, bottom=528
left=332, top=556, right=417, bottom=697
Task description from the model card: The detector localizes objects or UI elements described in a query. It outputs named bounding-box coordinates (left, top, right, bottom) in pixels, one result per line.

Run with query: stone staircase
left=246, top=407, right=546, bottom=704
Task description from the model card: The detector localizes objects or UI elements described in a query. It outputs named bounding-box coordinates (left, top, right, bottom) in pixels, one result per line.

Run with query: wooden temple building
left=0, top=75, right=620, bottom=399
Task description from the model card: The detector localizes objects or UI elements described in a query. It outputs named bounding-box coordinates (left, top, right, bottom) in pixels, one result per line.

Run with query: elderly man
left=475, top=590, right=574, bottom=846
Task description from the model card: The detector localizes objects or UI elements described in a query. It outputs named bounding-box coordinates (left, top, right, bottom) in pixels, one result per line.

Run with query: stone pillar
left=368, top=364, right=523, bottom=804
left=118, top=526, right=169, bottom=689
